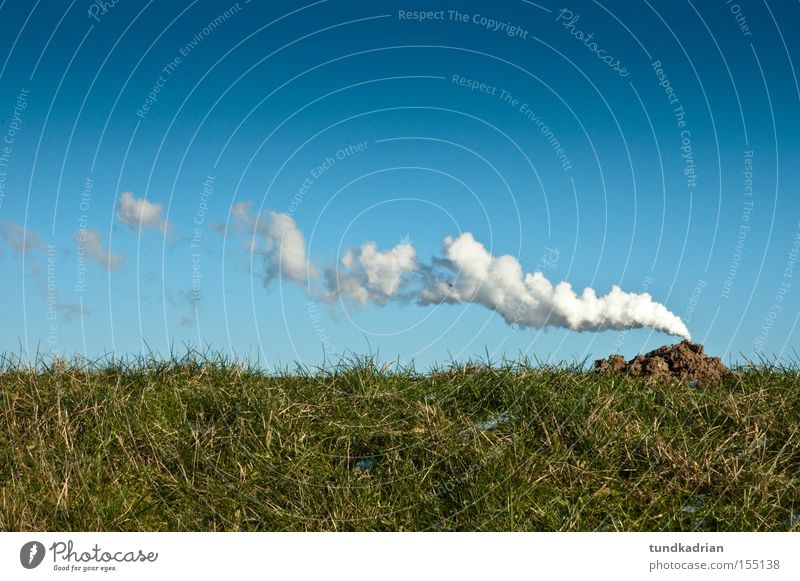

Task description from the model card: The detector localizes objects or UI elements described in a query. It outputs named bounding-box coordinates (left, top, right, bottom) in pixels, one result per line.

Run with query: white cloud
left=78, top=229, right=120, bottom=270
left=116, top=192, right=167, bottom=232
left=0, top=220, right=45, bottom=255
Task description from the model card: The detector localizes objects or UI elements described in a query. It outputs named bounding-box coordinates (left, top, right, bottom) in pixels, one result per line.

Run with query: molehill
left=594, top=340, right=733, bottom=385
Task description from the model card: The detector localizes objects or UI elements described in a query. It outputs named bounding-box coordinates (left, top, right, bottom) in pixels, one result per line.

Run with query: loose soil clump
left=594, top=340, right=733, bottom=385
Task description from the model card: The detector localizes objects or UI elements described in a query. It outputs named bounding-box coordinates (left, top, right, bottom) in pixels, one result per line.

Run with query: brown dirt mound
left=594, top=340, right=733, bottom=385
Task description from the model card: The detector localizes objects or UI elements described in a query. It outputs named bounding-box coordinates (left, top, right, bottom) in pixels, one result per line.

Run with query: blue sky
left=0, top=0, right=798, bottom=368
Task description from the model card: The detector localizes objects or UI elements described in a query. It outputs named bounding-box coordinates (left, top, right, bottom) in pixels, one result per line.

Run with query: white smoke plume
left=420, top=233, right=690, bottom=339
left=232, top=202, right=316, bottom=284
left=326, top=239, right=417, bottom=305
left=242, top=208, right=690, bottom=339
left=116, top=192, right=168, bottom=232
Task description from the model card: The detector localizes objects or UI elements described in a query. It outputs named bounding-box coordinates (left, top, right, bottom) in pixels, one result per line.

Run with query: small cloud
left=116, top=192, right=168, bottom=232
left=56, top=301, right=85, bottom=321
left=167, top=289, right=200, bottom=329
left=78, top=229, right=120, bottom=270
left=0, top=220, right=45, bottom=255
left=208, top=222, right=227, bottom=236
left=231, top=201, right=252, bottom=224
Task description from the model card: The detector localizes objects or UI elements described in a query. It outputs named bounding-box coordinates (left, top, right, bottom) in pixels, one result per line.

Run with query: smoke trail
left=419, top=233, right=690, bottom=339
left=237, top=209, right=690, bottom=339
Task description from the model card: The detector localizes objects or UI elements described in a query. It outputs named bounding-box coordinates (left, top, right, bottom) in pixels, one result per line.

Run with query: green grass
left=1, top=353, right=798, bottom=531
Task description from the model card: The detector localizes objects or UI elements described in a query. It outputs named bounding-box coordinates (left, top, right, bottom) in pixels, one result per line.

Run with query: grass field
left=1, top=353, right=798, bottom=531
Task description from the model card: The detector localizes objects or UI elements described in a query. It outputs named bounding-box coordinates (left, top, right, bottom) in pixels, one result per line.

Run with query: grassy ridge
left=1, top=354, right=798, bottom=531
